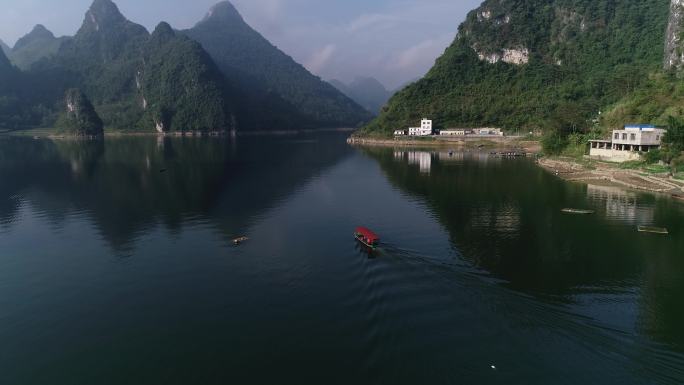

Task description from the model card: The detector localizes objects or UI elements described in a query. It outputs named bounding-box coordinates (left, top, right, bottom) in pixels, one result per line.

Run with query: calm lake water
left=1, top=133, right=684, bottom=384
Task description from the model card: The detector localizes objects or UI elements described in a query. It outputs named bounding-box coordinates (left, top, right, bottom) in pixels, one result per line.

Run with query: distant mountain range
left=0, top=0, right=371, bottom=132
left=9, top=24, right=70, bottom=70
left=183, top=2, right=371, bottom=127
left=0, top=39, right=10, bottom=57
left=328, top=77, right=392, bottom=115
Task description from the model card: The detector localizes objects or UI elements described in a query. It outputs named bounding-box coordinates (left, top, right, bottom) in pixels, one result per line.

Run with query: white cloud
left=392, top=34, right=453, bottom=70
left=346, top=13, right=399, bottom=33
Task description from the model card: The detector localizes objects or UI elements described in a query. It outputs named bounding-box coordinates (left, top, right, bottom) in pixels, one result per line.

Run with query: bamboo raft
left=561, top=208, right=595, bottom=215
left=637, top=226, right=669, bottom=235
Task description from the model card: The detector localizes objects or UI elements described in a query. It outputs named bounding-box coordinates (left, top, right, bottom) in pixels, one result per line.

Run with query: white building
left=440, top=129, right=469, bottom=136
left=473, top=128, right=504, bottom=136
left=408, top=118, right=433, bottom=136
left=394, top=129, right=406, bottom=136
left=589, top=125, right=666, bottom=162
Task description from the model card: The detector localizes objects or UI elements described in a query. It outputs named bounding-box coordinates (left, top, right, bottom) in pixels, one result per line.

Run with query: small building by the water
left=408, top=119, right=433, bottom=136
left=589, top=125, right=666, bottom=162
left=438, top=128, right=503, bottom=136
left=394, top=129, right=406, bottom=136
left=473, top=128, right=500, bottom=136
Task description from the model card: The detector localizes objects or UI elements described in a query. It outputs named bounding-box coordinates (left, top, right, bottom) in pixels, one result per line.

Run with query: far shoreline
left=347, top=135, right=542, bottom=153
left=348, top=135, right=684, bottom=199
left=0, top=127, right=357, bottom=139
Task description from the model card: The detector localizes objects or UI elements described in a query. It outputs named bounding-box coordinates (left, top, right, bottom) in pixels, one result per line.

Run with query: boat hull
left=354, top=233, right=377, bottom=249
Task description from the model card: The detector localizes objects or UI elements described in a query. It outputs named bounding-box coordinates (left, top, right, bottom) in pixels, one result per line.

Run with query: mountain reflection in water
left=0, top=134, right=353, bottom=251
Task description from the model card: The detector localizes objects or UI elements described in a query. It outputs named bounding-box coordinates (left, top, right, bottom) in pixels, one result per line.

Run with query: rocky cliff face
left=665, top=0, right=684, bottom=70
left=57, top=88, right=104, bottom=136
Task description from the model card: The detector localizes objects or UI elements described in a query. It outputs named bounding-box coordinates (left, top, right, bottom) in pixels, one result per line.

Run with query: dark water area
left=1, top=133, right=684, bottom=384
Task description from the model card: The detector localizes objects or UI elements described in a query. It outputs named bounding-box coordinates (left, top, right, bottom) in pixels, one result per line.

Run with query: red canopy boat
left=354, top=227, right=380, bottom=249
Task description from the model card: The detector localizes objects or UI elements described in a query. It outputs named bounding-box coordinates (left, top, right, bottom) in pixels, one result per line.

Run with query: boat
left=637, top=226, right=669, bottom=235
left=672, top=194, right=684, bottom=202
left=354, top=227, right=380, bottom=249
left=233, top=236, right=249, bottom=245
left=561, top=208, right=595, bottom=215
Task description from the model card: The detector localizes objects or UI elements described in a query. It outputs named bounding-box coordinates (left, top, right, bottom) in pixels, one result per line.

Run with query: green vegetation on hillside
left=600, top=72, right=684, bottom=129
left=138, top=23, right=232, bottom=132
left=363, top=0, right=670, bottom=137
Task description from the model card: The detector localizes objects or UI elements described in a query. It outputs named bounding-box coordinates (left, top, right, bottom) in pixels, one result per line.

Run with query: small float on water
left=637, top=226, right=669, bottom=235
left=354, top=227, right=380, bottom=249
left=561, top=208, right=595, bottom=215
left=233, top=236, right=249, bottom=245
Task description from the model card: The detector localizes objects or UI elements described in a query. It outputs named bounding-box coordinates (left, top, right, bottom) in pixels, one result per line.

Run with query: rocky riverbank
left=539, top=157, right=684, bottom=195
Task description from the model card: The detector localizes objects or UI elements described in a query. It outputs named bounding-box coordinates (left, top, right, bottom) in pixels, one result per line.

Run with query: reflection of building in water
left=471, top=152, right=492, bottom=163
left=394, top=151, right=433, bottom=173
left=586, top=184, right=655, bottom=224
left=407, top=151, right=432, bottom=173
left=393, top=151, right=405, bottom=161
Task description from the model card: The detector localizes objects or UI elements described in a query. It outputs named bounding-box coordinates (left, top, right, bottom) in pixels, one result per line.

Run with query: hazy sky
left=0, top=0, right=482, bottom=89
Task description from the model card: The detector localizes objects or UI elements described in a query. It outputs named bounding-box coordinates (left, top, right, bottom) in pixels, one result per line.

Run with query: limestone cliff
left=56, top=89, right=104, bottom=136
left=665, top=0, right=684, bottom=70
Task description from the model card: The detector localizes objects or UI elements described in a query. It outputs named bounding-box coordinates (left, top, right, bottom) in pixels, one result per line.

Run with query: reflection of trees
left=368, top=146, right=684, bottom=350
left=0, top=134, right=352, bottom=250
left=366, top=147, right=683, bottom=291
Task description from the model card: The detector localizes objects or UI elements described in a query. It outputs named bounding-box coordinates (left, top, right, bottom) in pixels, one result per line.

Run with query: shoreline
left=347, top=135, right=542, bottom=152
left=8, top=127, right=683, bottom=199
left=538, top=156, right=684, bottom=196
left=0, top=127, right=357, bottom=139
left=348, top=136, right=684, bottom=199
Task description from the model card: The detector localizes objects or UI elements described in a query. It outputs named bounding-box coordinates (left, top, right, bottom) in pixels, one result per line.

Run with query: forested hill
left=183, top=1, right=372, bottom=128
left=0, top=48, right=25, bottom=127
left=0, top=0, right=370, bottom=132
left=362, top=0, right=672, bottom=137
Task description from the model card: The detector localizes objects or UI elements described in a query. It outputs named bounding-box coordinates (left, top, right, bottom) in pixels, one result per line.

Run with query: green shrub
left=643, top=149, right=663, bottom=164
left=542, top=131, right=568, bottom=155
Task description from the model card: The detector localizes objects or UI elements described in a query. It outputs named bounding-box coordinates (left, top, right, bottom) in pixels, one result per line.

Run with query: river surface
left=1, top=133, right=684, bottom=384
